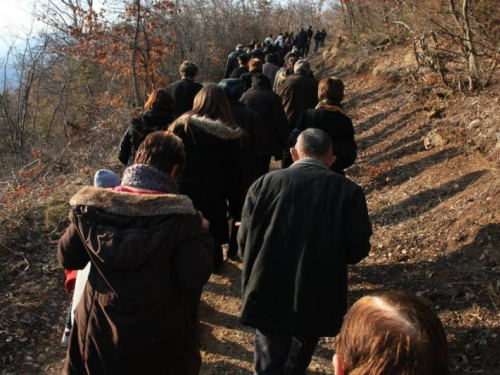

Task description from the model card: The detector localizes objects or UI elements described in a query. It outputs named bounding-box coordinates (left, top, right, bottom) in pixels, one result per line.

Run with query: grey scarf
left=121, top=164, right=178, bottom=194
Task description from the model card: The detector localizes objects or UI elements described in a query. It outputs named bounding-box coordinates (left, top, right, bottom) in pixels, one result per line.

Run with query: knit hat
left=121, top=164, right=178, bottom=193
left=94, top=169, right=120, bottom=188
left=218, top=79, right=244, bottom=99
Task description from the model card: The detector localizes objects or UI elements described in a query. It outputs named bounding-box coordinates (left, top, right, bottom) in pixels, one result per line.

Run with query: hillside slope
left=0, top=43, right=499, bottom=374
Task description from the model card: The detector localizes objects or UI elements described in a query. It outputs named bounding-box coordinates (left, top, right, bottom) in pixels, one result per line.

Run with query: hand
left=196, top=211, right=210, bottom=230
left=234, top=221, right=241, bottom=227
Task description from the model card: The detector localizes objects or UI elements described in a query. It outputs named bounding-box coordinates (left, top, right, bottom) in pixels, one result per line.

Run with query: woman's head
left=249, top=58, right=263, bottom=72
left=318, top=77, right=344, bottom=104
left=143, top=89, right=174, bottom=113
left=134, top=131, right=185, bottom=176
left=334, top=291, right=450, bottom=375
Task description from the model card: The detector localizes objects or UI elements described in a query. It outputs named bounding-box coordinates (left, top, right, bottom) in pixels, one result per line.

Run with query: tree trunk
left=131, top=0, right=142, bottom=108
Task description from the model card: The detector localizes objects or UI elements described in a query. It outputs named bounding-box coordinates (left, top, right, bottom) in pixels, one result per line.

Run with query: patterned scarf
left=121, top=164, right=179, bottom=194
left=315, top=100, right=346, bottom=115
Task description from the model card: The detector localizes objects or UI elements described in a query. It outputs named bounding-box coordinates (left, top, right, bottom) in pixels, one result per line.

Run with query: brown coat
left=277, top=73, right=319, bottom=130
left=58, top=187, right=213, bottom=375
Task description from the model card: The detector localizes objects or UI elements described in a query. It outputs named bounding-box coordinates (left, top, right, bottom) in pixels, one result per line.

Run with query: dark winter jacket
left=307, top=27, right=313, bottom=40
left=225, top=50, right=245, bottom=78
left=297, top=30, right=309, bottom=45
left=166, top=78, right=203, bottom=118
left=58, top=187, right=213, bottom=375
left=238, top=158, right=372, bottom=337
left=277, top=73, right=319, bottom=130
left=250, top=49, right=265, bottom=61
left=230, top=66, right=249, bottom=79
left=229, top=99, right=261, bottom=195
left=118, top=110, right=174, bottom=166
left=289, top=104, right=358, bottom=174
left=263, top=62, right=280, bottom=88
left=170, top=115, right=243, bottom=244
left=240, top=86, right=289, bottom=159
left=240, top=71, right=260, bottom=92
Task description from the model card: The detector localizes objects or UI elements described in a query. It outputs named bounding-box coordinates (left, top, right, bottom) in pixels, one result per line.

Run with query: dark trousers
left=254, top=329, right=319, bottom=375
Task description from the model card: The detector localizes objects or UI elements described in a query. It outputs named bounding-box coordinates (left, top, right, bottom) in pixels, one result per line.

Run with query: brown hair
left=249, top=58, right=263, bottom=72
left=134, top=131, right=185, bottom=174
left=143, top=89, right=174, bottom=112
left=318, top=77, right=344, bottom=104
left=336, top=291, right=451, bottom=375
left=179, top=60, right=198, bottom=78
left=169, top=84, right=237, bottom=133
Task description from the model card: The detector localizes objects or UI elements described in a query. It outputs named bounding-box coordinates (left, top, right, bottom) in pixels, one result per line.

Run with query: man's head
left=134, top=131, right=186, bottom=178
left=291, top=128, right=335, bottom=167
left=287, top=56, right=299, bottom=69
left=251, top=73, right=271, bottom=90
left=249, top=58, right=263, bottom=73
left=333, top=291, right=451, bottom=375
left=236, top=44, right=244, bottom=51
left=179, top=60, right=198, bottom=79
left=238, top=54, right=250, bottom=67
left=265, top=53, right=276, bottom=64
left=294, top=58, right=311, bottom=75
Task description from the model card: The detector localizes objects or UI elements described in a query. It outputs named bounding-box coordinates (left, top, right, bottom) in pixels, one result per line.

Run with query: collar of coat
left=172, top=114, right=242, bottom=140
left=69, top=186, right=196, bottom=217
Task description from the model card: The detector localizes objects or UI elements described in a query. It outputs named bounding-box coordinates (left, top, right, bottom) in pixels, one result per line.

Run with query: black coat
left=250, top=49, right=265, bottom=61
left=240, top=71, right=259, bottom=92
left=240, top=86, right=289, bottom=159
left=171, top=115, right=243, bottom=244
left=230, top=66, right=249, bottom=79
left=225, top=50, right=245, bottom=78
left=118, top=110, right=174, bottom=166
left=166, top=78, right=203, bottom=118
left=238, top=159, right=372, bottom=337
left=229, top=99, right=261, bottom=195
left=290, top=106, right=358, bottom=174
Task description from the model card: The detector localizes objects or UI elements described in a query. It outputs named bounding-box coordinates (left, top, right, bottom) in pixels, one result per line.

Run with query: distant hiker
left=275, top=33, right=284, bottom=48
left=169, top=85, right=243, bottom=273
left=230, top=54, right=250, bottom=79
left=306, top=25, right=313, bottom=55
left=241, top=73, right=289, bottom=176
left=240, top=58, right=263, bottom=92
left=283, top=45, right=301, bottom=63
left=250, top=43, right=265, bottom=61
left=118, top=89, right=175, bottom=166
left=225, top=44, right=246, bottom=78
left=166, top=60, right=203, bottom=117
left=238, top=128, right=372, bottom=375
left=277, top=59, right=319, bottom=167
left=313, top=30, right=322, bottom=52
left=320, top=28, right=327, bottom=47
left=263, top=54, right=280, bottom=88
left=219, top=78, right=261, bottom=259
left=264, top=34, right=274, bottom=46
left=58, top=132, right=213, bottom=375
left=297, top=28, right=309, bottom=56
left=249, top=39, right=256, bottom=50
left=289, top=77, right=357, bottom=175
left=263, top=40, right=275, bottom=58
left=287, top=32, right=294, bottom=45
left=273, top=56, right=299, bottom=92
left=334, top=291, right=451, bottom=375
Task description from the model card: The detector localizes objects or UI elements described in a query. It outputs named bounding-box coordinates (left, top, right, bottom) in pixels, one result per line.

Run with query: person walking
left=166, top=61, right=203, bottom=118
left=273, top=56, right=299, bottom=92
left=118, top=89, right=175, bottom=166
left=58, top=131, right=213, bottom=375
left=240, top=58, right=263, bottom=92
left=262, top=54, right=280, bottom=89
left=297, top=28, right=309, bottom=56
left=306, top=25, right=313, bottom=55
left=169, top=85, right=243, bottom=272
left=230, top=54, right=250, bottom=79
left=238, top=128, right=372, bottom=375
left=241, top=74, right=289, bottom=176
left=225, top=44, right=246, bottom=78
left=289, top=77, right=357, bottom=175
left=277, top=59, right=319, bottom=167
left=313, top=30, right=322, bottom=52
left=320, top=28, right=327, bottom=47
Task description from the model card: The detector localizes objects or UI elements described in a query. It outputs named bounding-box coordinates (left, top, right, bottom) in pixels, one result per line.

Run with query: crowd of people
left=58, top=29, right=452, bottom=375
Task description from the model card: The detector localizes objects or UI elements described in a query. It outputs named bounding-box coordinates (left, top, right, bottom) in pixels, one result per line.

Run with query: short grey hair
left=296, top=128, right=332, bottom=158
left=294, top=59, right=310, bottom=74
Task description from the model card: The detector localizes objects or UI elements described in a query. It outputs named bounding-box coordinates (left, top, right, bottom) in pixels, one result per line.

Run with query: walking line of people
left=58, top=29, right=452, bottom=375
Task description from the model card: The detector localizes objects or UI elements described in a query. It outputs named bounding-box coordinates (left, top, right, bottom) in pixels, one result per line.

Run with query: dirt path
left=1, top=50, right=499, bottom=374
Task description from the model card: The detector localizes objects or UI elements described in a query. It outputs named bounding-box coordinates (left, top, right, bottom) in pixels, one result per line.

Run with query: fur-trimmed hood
left=68, top=187, right=198, bottom=270
left=171, top=114, right=242, bottom=140
left=70, top=186, right=196, bottom=216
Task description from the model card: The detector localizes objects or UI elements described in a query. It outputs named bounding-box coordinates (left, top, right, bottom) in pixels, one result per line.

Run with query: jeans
left=254, top=329, right=319, bottom=375
left=314, top=40, right=320, bottom=52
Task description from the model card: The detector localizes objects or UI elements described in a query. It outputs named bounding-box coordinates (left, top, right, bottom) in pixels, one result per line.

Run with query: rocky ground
left=1, top=45, right=499, bottom=374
